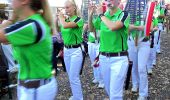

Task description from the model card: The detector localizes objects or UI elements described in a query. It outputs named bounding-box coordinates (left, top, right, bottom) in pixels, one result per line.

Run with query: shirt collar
left=105, top=8, right=122, bottom=17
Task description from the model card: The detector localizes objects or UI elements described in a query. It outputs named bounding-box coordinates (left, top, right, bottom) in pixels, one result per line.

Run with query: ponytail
left=30, top=0, right=56, bottom=34
left=41, top=0, right=56, bottom=34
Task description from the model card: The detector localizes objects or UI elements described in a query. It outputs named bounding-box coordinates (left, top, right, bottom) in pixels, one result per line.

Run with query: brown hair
left=30, top=0, right=55, bottom=33
left=0, top=10, right=8, bottom=20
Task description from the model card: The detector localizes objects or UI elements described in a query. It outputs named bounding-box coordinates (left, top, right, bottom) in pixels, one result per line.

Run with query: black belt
left=64, top=44, right=81, bottom=49
left=100, top=51, right=128, bottom=57
left=19, top=78, right=52, bottom=89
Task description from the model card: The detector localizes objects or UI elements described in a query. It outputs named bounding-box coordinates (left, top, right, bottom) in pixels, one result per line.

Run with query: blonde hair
left=66, top=0, right=81, bottom=17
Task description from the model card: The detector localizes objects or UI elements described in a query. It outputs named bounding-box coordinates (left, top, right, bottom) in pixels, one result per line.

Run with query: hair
left=30, top=0, right=56, bottom=34
left=66, top=0, right=81, bottom=17
left=0, top=10, right=8, bottom=20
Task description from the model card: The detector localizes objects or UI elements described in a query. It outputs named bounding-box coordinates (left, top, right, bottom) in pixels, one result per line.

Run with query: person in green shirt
left=88, top=0, right=130, bottom=99
left=56, top=0, right=84, bottom=99
left=0, top=0, right=57, bottom=100
left=147, top=17, right=159, bottom=75
left=155, top=1, right=165, bottom=53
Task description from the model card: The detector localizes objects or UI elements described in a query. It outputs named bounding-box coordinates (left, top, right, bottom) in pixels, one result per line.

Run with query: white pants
left=88, top=42, right=103, bottom=84
left=64, top=47, right=83, bottom=100
left=99, top=55, right=128, bottom=100
left=17, top=77, right=57, bottom=100
left=128, top=38, right=150, bottom=97
left=156, top=23, right=163, bottom=52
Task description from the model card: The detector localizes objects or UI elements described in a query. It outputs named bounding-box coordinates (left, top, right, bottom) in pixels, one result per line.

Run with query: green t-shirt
left=156, top=4, right=165, bottom=23
left=88, top=32, right=96, bottom=43
left=5, top=14, right=52, bottom=80
left=61, top=15, right=84, bottom=45
left=153, top=18, right=158, bottom=27
left=94, top=8, right=130, bottom=53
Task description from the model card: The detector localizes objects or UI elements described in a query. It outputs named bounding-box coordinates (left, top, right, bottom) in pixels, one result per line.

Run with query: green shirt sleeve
left=4, top=19, right=38, bottom=46
left=119, top=11, right=130, bottom=28
left=74, top=17, right=84, bottom=28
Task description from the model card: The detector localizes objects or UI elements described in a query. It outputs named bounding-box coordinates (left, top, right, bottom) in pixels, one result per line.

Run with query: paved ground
left=1, top=31, right=170, bottom=100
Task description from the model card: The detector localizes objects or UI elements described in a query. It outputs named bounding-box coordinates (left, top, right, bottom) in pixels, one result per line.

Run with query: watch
left=99, top=13, right=105, bottom=19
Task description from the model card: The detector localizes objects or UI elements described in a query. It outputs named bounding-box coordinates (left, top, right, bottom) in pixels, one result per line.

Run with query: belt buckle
left=118, top=52, right=120, bottom=56
left=106, top=53, right=110, bottom=57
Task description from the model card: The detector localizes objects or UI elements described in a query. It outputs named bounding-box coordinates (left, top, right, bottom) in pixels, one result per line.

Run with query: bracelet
left=99, top=13, right=105, bottom=19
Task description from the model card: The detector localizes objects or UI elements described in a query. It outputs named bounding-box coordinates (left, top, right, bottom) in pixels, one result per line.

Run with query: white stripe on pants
left=99, top=55, right=128, bottom=100
left=17, top=77, right=57, bottom=100
left=64, top=47, right=83, bottom=100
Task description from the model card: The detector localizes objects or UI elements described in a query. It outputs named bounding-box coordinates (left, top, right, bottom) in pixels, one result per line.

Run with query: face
left=11, top=0, right=30, bottom=15
left=64, top=1, right=76, bottom=16
left=11, top=0, right=22, bottom=11
left=105, top=0, right=121, bottom=9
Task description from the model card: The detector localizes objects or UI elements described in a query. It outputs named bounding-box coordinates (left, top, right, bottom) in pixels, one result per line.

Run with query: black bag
left=0, top=45, right=8, bottom=79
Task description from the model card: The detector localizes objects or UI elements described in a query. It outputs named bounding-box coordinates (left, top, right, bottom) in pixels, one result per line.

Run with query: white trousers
left=17, top=77, right=57, bottom=100
left=99, top=55, right=128, bottom=100
left=88, top=42, right=103, bottom=83
left=64, top=47, right=83, bottom=100
left=128, top=38, right=150, bottom=97
left=147, top=30, right=158, bottom=70
left=156, top=23, right=163, bottom=52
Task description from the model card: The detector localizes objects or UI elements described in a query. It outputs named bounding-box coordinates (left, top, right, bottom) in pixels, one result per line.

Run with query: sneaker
left=92, top=79, right=98, bottom=84
left=98, top=83, right=104, bottom=89
left=148, top=69, right=152, bottom=75
left=69, top=96, right=73, bottom=100
left=137, top=96, right=147, bottom=100
left=156, top=51, right=161, bottom=54
left=131, top=87, right=138, bottom=93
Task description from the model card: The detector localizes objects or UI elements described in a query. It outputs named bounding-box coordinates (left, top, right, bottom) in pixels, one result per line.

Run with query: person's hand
left=88, top=4, right=95, bottom=15
left=58, top=11, right=65, bottom=20
left=96, top=4, right=103, bottom=15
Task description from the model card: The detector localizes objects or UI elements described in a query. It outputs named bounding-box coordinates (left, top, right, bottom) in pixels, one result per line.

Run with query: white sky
left=49, top=0, right=82, bottom=8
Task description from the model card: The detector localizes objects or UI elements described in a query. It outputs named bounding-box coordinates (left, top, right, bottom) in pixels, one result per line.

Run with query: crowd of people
left=0, top=0, right=169, bottom=100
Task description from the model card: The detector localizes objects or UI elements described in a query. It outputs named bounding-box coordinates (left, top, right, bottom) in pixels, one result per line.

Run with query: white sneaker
left=131, top=87, right=138, bottom=93
left=137, top=96, right=147, bottom=100
left=92, top=79, right=98, bottom=84
left=148, top=69, right=152, bottom=75
left=69, top=96, right=73, bottom=100
left=98, top=83, right=104, bottom=89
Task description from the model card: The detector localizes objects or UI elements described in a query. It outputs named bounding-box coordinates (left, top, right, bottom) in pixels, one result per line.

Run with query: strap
left=32, top=20, right=43, bottom=44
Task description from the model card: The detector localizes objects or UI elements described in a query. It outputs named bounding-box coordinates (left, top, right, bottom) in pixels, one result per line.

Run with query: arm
left=55, top=17, right=61, bottom=32
left=58, top=12, right=78, bottom=29
left=88, top=4, right=96, bottom=32
left=100, top=16, right=124, bottom=31
left=59, top=17, right=78, bottom=29
left=0, top=30, right=8, bottom=43
left=129, top=24, right=145, bottom=31
left=96, top=5, right=129, bottom=31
